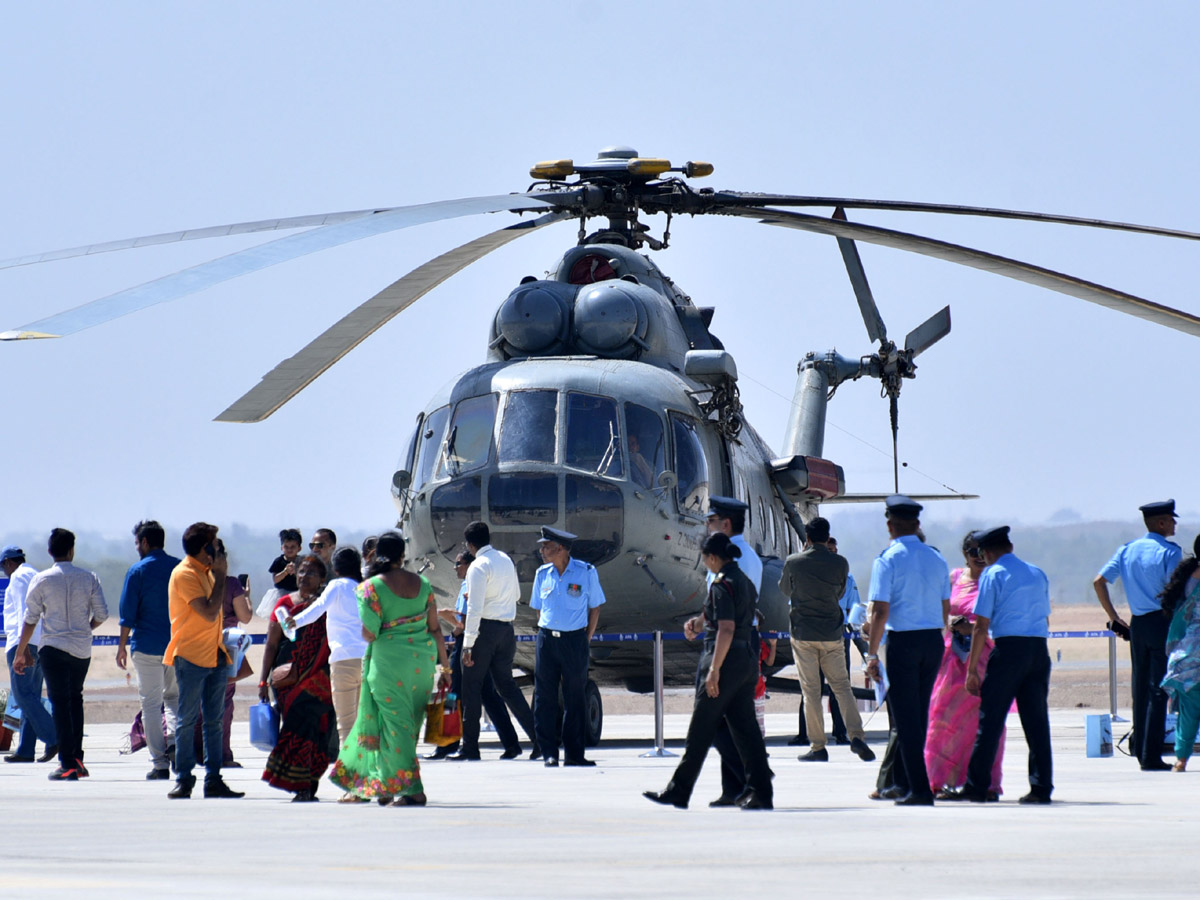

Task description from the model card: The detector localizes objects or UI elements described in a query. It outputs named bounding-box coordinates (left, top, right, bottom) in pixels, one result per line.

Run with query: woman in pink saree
left=925, top=533, right=1004, bottom=799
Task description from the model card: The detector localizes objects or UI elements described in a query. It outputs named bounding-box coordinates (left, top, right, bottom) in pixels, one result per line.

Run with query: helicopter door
left=668, top=413, right=709, bottom=519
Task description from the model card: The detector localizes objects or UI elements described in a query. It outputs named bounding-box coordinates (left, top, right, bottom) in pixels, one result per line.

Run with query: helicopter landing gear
left=585, top=679, right=603, bottom=747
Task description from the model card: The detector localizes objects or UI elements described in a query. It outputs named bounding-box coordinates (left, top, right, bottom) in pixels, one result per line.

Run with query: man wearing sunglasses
left=308, top=529, right=336, bottom=575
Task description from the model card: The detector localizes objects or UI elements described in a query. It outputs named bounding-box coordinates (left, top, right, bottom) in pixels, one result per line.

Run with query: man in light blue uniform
left=704, top=496, right=764, bottom=805
left=949, top=526, right=1053, bottom=804
left=865, top=495, right=950, bottom=806
left=531, top=527, right=605, bottom=768
left=1093, top=499, right=1182, bottom=771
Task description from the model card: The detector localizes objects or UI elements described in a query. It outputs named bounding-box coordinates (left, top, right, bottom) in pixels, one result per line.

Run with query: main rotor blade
left=728, top=207, right=1200, bottom=338
left=215, top=211, right=570, bottom=423
left=710, top=192, right=1200, bottom=242
left=904, top=305, right=951, bottom=357
left=0, top=192, right=570, bottom=341
left=832, top=207, right=887, bottom=344
left=0, top=208, right=399, bottom=272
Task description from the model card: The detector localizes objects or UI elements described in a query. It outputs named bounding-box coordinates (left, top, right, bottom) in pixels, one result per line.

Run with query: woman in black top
left=644, top=532, right=774, bottom=810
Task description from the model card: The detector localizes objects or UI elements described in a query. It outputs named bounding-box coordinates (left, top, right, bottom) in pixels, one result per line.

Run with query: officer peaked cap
left=537, top=526, right=577, bottom=549
left=707, top=495, right=749, bottom=519
left=972, top=526, right=1011, bottom=550
left=884, top=494, right=923, bottom=520
left=1139, top=499, right=1177, bottom=519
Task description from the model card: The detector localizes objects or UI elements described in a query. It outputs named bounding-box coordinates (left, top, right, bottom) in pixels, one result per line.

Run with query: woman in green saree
left=329, top=531, right=450, bottom=805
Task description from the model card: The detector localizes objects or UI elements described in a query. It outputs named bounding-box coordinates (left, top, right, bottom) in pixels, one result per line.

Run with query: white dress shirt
left=4, top=563, right=41, bottom=651
left=24, top=561, right=108, bottom=659
left=288, top=576, right=367, bottom=663
left=463, top=544, right=520, bottom=649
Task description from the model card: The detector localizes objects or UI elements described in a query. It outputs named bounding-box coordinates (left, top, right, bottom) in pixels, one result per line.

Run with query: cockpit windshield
left=565, top=393, right=623, bottom=479
left=437, top=393, right=497, bottom=478
left=414, top=405, right=449, bottom=489
left=498, top=390, right=557, bottom=463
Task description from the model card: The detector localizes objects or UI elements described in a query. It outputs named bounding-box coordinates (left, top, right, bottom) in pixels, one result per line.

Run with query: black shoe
left=643, top=789, right=688, bottom=809
left=850, top=738, right=876, bottom=762
left=146, top=767, right=171, bottom=781
left=798, top=748, right=828, bottom=762
left=499, top=747, right=522, bottom=760
left=222, top=760, right=243, bottom=769
left=447, top=751, right=481, bottom=762
left=564, top=758, right=596, bottom=767
left=787, top=735, right=810, bottom=746
left=167, top=780, right=193, bottom=799
left=529, top=747, right=543, bottom=761
left=708, top=795, right=740, bottom=808
left=47, top=766, right=79, bottom=781
left=1141, top=760, right=1172, bottom=771
left=737, top=790, right=773, bottom=810
left=937, top=787, right=987, bottom=803
left=74, top=761, right=89, bottom=778
left=894, top=793, right=935, bottom=806
left=544, top=758, right=559, bottom=767
left=38, top=744, right=59, bottom=763
left=1018, top=792, right=1052, bottom=805
left=4, top=754, right=35, bottom=763
left=204, top=779, right=245, bottom=799
left=291, top=790, right=318, bottom=802
left=423, top=744, right=458, bottom=761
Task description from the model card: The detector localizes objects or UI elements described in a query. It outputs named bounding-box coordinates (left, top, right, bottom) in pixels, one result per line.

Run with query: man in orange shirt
left=163, top=522, right=243, bottom=800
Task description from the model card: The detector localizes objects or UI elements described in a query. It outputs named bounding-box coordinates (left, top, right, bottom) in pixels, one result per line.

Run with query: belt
left=541, top=626, right=585, bottom=638
left=481, top=618, right=513, bottom=625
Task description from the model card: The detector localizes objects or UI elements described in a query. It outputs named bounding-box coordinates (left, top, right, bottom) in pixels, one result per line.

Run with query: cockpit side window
left=565, top=393, right=623, bottom=479
left=670, top=413, right=709, bottom=517
left=498, top=390, right=558, bottom=464
left=415, top=405, right=450, bottom=488
left=437, top=393, right=498, bottom=478
left=624, top=402, right=666, bottom=490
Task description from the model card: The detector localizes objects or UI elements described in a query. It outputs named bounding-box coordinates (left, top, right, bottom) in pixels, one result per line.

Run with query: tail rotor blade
left=904, top=305, right=951, bottom=357
left=833, top=208, right=887, bottom=345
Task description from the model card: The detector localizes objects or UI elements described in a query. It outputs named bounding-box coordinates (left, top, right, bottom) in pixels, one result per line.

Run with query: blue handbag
left=249, top=701, right=279, bottom=752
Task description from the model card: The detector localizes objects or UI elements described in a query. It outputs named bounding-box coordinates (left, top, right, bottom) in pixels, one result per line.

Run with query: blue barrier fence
left=87, top=628, right=1114, bottom=647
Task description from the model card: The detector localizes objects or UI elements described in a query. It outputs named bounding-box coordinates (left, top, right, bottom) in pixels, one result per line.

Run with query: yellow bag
left=424, top=689, right=461, bottom=747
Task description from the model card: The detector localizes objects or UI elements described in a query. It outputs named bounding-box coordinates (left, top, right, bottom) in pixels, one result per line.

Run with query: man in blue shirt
left=947, top=526, right=1053, bottom=804
left=865, top=495, right=950, bottom=806
left=531, top=527, right=605, bottom=767
left=115, top=520, right=182, bottom=779
left=1093, top=499, right=1182, bottom=771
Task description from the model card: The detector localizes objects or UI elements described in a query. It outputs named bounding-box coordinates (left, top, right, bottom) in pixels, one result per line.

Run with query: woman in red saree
left=924, top=533, right=1004, bottom=799
left=259, top=555, right=334, bottom=802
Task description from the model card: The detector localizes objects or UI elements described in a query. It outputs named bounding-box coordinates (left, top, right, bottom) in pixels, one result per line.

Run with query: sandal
left=393, top=793, right=428, bottom=806
left=377, top=795, right=393, bottom=806
left=338, top=793, right=369, bottom=804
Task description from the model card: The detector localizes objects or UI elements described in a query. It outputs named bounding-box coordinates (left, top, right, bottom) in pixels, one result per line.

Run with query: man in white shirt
left=454, top=521, right=538, bottom=761
left=3, top=545, right=57, bottom=764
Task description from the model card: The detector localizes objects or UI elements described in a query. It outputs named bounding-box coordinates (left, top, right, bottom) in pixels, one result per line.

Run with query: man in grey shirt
left=780, top=517, right=874, bottom=764
left=13, top=528, right=108, bottom=781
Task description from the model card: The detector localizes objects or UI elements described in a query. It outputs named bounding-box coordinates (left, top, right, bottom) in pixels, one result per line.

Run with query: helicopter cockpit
left=398, top=372, right=712, bottom=586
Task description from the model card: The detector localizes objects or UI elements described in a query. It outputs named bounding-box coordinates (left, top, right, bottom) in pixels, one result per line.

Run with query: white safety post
left=640, top=631, right=677, bottom=758
left=1108, top=632, right=1127, bottom=722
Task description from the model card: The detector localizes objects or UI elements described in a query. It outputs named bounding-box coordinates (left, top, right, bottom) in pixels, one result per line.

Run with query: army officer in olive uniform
left=531, top=527, right=605, bottom=767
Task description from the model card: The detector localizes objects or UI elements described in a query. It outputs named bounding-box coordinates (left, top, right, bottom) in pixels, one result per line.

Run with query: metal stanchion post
left=1108, top=632, right=1127, bottom=722
left=640, top=631, right=677, bottom=758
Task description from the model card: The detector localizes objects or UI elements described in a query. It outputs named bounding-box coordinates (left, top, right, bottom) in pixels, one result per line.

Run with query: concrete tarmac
left=1, top=709, right=1196, bottom=898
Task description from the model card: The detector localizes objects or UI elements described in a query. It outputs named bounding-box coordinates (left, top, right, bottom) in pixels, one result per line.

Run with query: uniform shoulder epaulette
left=713, top=572, right=726, bottom=582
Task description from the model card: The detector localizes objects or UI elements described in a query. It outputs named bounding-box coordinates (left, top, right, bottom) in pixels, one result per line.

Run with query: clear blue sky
left=2, top=2, right=1198, bottom=540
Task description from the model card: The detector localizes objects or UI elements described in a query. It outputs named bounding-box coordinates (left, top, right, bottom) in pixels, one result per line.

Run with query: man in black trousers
left=944, top=526, right=1054, bottom=804
left=864, top=496, right=950, bottom=806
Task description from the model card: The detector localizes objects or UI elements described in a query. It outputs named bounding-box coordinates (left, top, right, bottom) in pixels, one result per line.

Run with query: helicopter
left=5, top=145, right=1200, bottom=745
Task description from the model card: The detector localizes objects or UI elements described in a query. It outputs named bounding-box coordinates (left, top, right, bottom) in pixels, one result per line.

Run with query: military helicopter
left=5, top=146, right=1200, bottom=744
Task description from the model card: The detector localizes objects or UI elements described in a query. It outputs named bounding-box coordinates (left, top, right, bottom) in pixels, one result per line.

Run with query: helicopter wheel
left=584, top=679, right=603, bottom=747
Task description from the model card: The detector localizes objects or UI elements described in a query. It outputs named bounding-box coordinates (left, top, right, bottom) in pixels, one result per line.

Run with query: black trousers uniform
left=884, top=628, right=943, bottom=800
left=665, top=639, right=772, bottom=803
left=533, top=627, right=589, bottom=762
left=965, top=636, right=1053, bottom=799
left=449, top=631, right=523, bottom=753
left=460, top=619, right=537, bottom=757
left=1129, top=611, right=1169, bottom=766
